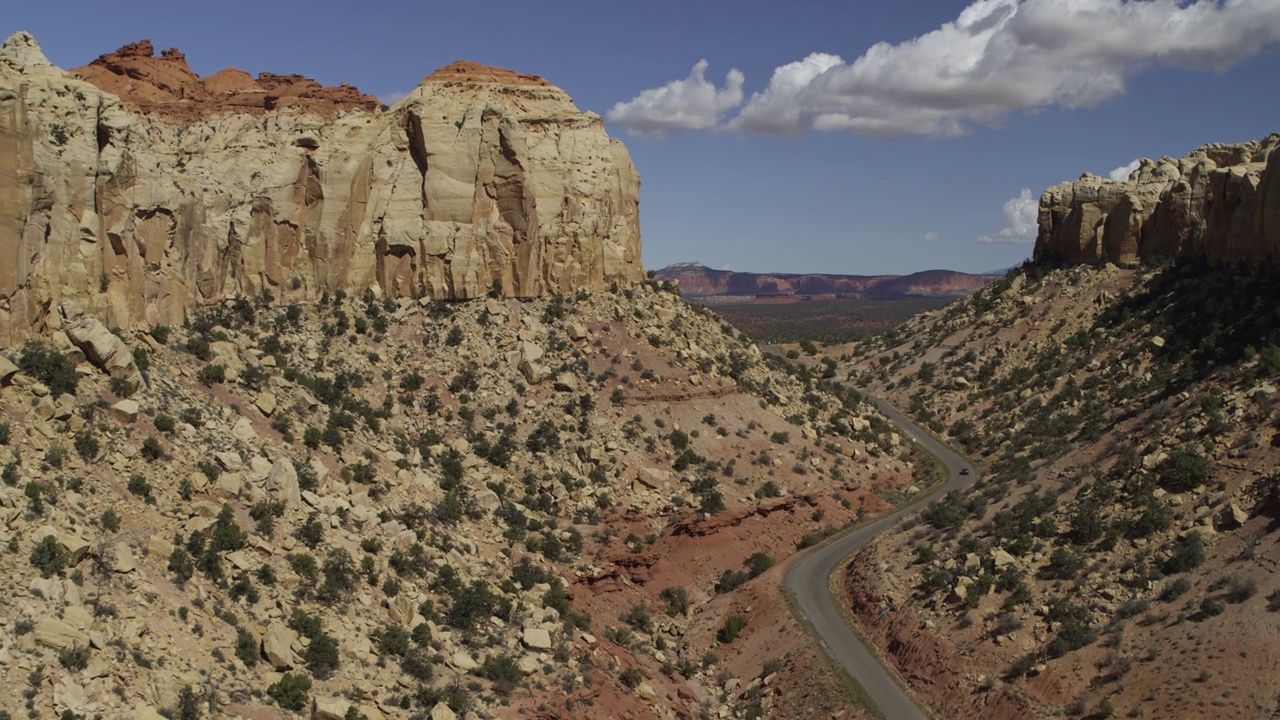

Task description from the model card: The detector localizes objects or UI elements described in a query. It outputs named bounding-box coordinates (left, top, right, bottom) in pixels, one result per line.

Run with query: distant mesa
left=653, top=262, right=997, bottom=301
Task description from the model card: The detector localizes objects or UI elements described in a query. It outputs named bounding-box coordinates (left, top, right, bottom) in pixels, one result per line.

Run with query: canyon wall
left=1034, top=134, right=1280, bottom=266
left=0, top=33, right=642, bottom=347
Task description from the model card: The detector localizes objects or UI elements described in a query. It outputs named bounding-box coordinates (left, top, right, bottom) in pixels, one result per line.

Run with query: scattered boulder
left=34, top=617, right=90, bottom=650
left=522, top=627, right=553, bottom=650
left=110, top=399, right=140, bottom=423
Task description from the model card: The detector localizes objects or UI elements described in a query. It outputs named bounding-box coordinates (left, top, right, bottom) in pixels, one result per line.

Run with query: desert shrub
left=154, top=414, right=176, bottom=433
left=475, top=654, right=523, bottom=695
left=1198, top=597, right=1225, bottom=619
left=660, top=586, right=690, bottom=617
left=176, top=685, right=203, bottom=720
left=73, top=431, right=99, bottom=461
left=101, top=508, right=121, bottom=532
left=198, top=364, right=226, bottom=385
left=620, top=666, right=642, bottom=689
left=1046, top=599, right=1095, bottom=652
left=401, top=646, right=434, bottom=681
left=718, top=614, right=748, bottom=643
left=744, top=552, right=775, bottom=578
left=317, top=548, right=358, bottom=605
left=1162, top=532, right=1206, bottom=574
left=234, top=628, right=258, bottom=666
left=140, top=436, right=166, bottom=461
left=757, top=480, right=782, bottom=498
left=621, top=603, right=652, bottom=633
left=372, top=624, right=410, bottom=657
left=58, top=643, right=90, bottom=670
left=303, top=632, right=340, bottom=678
left=30, top=535, right=69, bottom=578
left=0, top=422, right=8, bottom=445
left=1156, top=450, right=1211, bottom=492
left=44, top=444, right=67, bottom=469
left=168, top=548, right=195, bottom=584
left=294, top=513, right=324, bottom=548
left=18, top=341, right=78, bottom=395
left=1044, top=547, right=1086, bottom=580
left=266, top=673, right=311, bottom=711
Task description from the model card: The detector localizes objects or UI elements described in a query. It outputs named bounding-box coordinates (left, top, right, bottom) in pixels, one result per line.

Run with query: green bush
left=30, top=535, right=69, bottom=578
left=18, top=341, right=78, bottom=395
left=234, top=628, right=258, bottom=666
left=73, top=431, right=99, bottom=461
left=475, top=654, right=523, bottom=695
left=197, top=364, right=226, bottom=385
left=1156, top=450, right=1211, bottom=492
left=660, top=586, right=689, bottom=617
left=1163, top=532, right=1206, bottom=574
left=58, top=643, right=90, bottom=670
left=718, top=614, right=749, bottom=643
left=176, top=685, right=203, bottom=720
left=266, top=672, right=311, bottom=711
left=303, top=632, right=340, bottom=678
left=140, top=436, right=166, bottom=462
left=757, top=480, right=782, bottom=498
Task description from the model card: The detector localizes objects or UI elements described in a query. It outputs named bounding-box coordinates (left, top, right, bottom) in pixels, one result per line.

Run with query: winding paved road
left=784, top=397, right=978, bottom=720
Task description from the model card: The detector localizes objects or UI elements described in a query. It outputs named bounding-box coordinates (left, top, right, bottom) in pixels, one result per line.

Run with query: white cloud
left=923, top=231, right=941, bottom=241
left=621, top=0, right=1280, bottom=139
left=379, top=90, right=411, bottom=107
left=728, top=53, right=845, bottom=136
left=978, top=188, right=1039, bottom=243
left=1108, top=158, right=1141, bottom=181
left=607, top=59, right=744, bottom=136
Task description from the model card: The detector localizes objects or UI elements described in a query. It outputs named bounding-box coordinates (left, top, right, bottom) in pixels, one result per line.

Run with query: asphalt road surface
left=784, top=396, right=978, bottom=720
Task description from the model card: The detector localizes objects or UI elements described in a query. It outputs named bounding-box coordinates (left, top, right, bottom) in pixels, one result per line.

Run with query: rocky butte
left=0, top=32, right=642, bottom=348
left=1034, top=134, right=1280, bottom=266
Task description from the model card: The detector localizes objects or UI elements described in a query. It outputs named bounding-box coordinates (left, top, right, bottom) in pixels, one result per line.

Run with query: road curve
left=784, top=397, right=978, bottom=720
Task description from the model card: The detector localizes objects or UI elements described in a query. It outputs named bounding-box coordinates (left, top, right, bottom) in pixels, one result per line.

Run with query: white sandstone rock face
left=0, top=34, right=643, bottom=348
left=1035, top=134, right=1280, bottom=266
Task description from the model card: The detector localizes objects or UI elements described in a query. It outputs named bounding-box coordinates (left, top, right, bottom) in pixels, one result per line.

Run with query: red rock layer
left=423, top=59, right=552, bottom=87
left=71, top=39, right=380, bottom=122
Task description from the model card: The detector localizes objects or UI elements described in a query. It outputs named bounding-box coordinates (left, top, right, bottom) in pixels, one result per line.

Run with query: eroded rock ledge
left=1034, top=134, right=1280, bottom=266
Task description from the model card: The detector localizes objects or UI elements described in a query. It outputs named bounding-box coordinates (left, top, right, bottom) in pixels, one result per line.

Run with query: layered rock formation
left=1034, top=134, right=1280, bottom=266
left=655, top=262, right=994, bottom=299
left=0, top=33, right=641, bottom=348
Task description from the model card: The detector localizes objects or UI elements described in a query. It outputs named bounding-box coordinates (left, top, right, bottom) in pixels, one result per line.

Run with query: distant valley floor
left=688, top=296, right=958, bottom=343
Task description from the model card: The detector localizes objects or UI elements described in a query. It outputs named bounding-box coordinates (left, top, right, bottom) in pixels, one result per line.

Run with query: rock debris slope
left=1035, top=134, right=1280, bottom=266
left=0, top=32, right=641, bottom=348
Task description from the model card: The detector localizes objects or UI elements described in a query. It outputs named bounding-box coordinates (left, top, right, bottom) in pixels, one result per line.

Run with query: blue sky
left=10, top=0, right=1280, bottom=275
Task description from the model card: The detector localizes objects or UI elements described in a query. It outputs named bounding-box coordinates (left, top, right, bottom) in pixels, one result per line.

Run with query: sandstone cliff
left=1034, top=134, right=1280, bottom=266
left=0, top=33, right=642, bottom=348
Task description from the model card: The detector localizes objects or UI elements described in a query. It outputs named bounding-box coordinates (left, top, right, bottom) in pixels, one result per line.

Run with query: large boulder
left=59, top=304, right=144, bottom=391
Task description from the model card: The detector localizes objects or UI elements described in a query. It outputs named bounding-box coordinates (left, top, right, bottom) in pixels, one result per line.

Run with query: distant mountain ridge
left=653, top=262, right=997, bottom=299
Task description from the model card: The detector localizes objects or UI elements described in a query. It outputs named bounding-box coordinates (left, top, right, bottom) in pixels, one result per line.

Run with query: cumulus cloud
left=618, top=0, right=1280, bottom=138
left=1108, top=158, right=1142, bottom=181
left=978, top=188, right=1039, bottom=243
left=607, top=59, right=744, bottom=136
left=923, top=231, right=941, bottom=242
